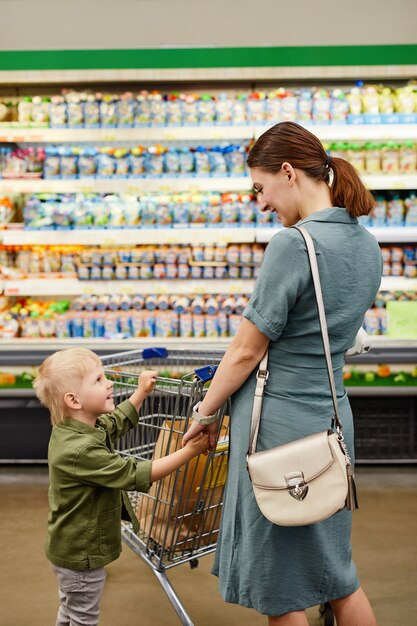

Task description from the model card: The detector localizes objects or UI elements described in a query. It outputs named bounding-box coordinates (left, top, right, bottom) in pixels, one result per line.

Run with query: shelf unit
left=1, top=74, right=417, bottom=351
left=1, top=64, right=417, bottom=465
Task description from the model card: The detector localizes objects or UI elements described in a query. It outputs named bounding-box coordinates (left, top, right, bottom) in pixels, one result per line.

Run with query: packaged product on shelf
left=154, top=310, right=178, bottom=337
left=298, top=89, right=313, bottom=122
left=149, top=93, right=167, bottom=126
left=190, top=296, right=205, bottom=315
left=405, top=194, right=417, bottom=225
left=49, top=95, right=67, bottom=127
left=78, top=148, right=97, bottom=177
left=129, top=146, right=146, bottom=177
left=192, top=315, right=206, bottom=337
left=217, top=311, right=228, bottom=337
left=364, top=143, right=381, bottom=173
left=370, top=195, right=387, bottom=226
left=31, top=96, right=50, bottom=124
left=398, top=143, right=417, bottom=173
left=214, top=93, right=235, bottom=124
left=209, top=147, right=227, bottom=176
left=84, top=94, right=101, bottom=128
left=43, top=147, right=61, bottom=178
left=265, top=91, right=282, bottom=123
left=164, top=148, right=181, bottom=175
left=330, top=89, right=349, bottom=123
left=145, top=145, right=165, bottom=176
left=220, top=295, right=236, bottom=315
left=282, top=91, right=299, bottom=122
left=17, top=97, right=33, bottom=124
left=116, top=92, right=135, bottom=127
left=181, top=94, right=199, bottom=125
left=194, top=147, right=210, bottom=176
left=381, top=143, right=400, bottom=174
left=134, top=92, right=152, bottom=126
left=224, top=145, right=246, bottom=175
left=311, top=89, right=331, bottom=124
left=205, top=315, right=218, bottom=337
left=221, top=194, right=240, bottom=224
left=346, top=143, right=366, bottom=173
left=234, top=95, right=247, bottom=125
left=363, top=309, right=380, bottom=335
left=95, top=149, right=114, bottom=178
left=114, top=149, right=130, bottom=177
left=238, top=193, right=256, bottom=224
left=178, top=148, right=195, bottom=176
left=99, top=96, right=118, bottom=127
left=171, top=296, right=190, bottom=314
left=386, top=194, right=404, bottom=225
left=197, top=95, right=215, bottom=125
left=246, top=92, right=266, bottom=123
left=228, top=314, right=242, bottom=336
left=179, top=312, right=193, bottom=337
left=66, top=93, right=84, bottom=128
left=165, top=94, right=182, bottom=126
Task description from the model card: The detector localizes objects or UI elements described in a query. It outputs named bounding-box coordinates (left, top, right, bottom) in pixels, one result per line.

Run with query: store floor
left=1, top=466, right=416, bottom=626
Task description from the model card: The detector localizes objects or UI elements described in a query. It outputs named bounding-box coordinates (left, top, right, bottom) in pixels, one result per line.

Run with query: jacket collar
left=297, top=207, right=358, bottom=226
left=57, top=416, right=106, bottom=441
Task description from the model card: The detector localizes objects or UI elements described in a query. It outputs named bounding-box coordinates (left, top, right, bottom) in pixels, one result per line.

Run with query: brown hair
left=33, top=347, right=102, bottom=424
left=246, top=121, right=375, bottom=217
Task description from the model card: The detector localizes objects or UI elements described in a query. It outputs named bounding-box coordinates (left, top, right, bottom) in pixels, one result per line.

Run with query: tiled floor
left=1, top=465, right=417, bottom=626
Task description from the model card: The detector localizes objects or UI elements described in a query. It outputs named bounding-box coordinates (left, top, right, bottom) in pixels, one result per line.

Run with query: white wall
left=0, top=0, right=416, bottom=50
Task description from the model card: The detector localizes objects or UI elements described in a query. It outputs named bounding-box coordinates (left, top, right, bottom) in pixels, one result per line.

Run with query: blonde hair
left=33, top=348, right=102, bottom=424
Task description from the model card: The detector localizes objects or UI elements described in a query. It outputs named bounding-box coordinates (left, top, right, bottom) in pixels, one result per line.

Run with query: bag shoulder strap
left=248, top=225, right=342, bottom=457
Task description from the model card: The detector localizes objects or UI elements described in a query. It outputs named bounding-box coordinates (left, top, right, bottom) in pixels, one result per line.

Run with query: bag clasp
left=285, top=471, right=309, bottom=501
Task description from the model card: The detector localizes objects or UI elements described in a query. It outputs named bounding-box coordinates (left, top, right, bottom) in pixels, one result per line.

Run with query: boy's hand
left=183, top=431, right=210, bottom=457
left=138, top=370, right=158, bottom=396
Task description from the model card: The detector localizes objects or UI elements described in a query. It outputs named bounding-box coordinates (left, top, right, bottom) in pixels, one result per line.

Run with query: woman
left=183, top=121, right=382, bottom=625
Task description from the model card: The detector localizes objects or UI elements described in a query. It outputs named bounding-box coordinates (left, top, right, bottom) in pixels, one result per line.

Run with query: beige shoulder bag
left=246, top=225, right=358, bottom=526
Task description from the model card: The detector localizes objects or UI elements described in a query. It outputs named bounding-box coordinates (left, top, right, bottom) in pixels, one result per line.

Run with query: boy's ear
left=64, top=392, right=81, bottom=410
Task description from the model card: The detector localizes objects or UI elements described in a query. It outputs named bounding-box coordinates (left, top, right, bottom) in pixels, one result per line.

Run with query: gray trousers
left=52, top=564, right=107, bottom=626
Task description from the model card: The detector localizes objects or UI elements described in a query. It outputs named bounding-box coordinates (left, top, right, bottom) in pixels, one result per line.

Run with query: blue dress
left=212, top=208, right=383, bottom=616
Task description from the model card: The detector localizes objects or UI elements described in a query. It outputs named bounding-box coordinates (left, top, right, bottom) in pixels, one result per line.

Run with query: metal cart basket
left=101, top=346, right=335, bottom=626
left=101, top=347, right=229, bottom=626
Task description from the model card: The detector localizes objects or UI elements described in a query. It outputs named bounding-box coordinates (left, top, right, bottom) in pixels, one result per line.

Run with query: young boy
left=33, top=347, right=209, bottom=626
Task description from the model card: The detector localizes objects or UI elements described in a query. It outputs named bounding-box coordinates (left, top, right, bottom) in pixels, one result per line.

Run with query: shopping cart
left=101, top=347, right=229, bottom=626
left=101, top=346, right=335, bottom=626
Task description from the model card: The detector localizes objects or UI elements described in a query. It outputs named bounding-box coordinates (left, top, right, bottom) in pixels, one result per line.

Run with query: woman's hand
left=182, top=420, right=219, bottom=451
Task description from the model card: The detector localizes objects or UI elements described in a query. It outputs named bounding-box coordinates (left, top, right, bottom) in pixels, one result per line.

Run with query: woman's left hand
left=182, top=420, right=219, bottom=450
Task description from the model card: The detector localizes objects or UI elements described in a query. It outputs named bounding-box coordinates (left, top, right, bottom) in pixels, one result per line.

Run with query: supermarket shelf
left=0, top=275, right=415, bottom=298
left=347, top=386, right=417, bottom=396
left=0, top=176, right=251, bottom=195
left=1, top=174, right=416, bottom=195
left=379, top=277, right=417, bottom=291
left=1, top=277, right=255, bottom=297
left=2, top=225, right=417, bottom=246
left=0, top=337, right=231, bottom=366
left=0, top=226, right=258, bottom=246
left=0, top=336, right=415, bottom=371
left=1, top=123, right=417, bottom=144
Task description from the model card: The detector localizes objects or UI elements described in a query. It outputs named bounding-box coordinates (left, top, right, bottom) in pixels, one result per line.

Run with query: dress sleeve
left=243, top=228, right=308, bottom=341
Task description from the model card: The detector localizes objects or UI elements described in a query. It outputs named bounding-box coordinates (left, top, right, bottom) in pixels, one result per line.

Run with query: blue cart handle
left=142, top=347, right=169, bottom=360
left=194, top=365, right=218, bottom=383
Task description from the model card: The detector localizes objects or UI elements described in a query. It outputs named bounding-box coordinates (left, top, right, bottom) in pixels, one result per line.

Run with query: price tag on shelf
left=127, top=185, right=141, bottom=195
left=81, top=285, right=95, bottom=294
left=102, top=237, right=117, bottom=246
left=120, top=284, right=135, bottom=294
left=79, top=186, right=95, bottom=194
left=101, top=134, right=117, bottom=142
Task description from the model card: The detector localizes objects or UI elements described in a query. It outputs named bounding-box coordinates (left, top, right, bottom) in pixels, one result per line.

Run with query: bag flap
left=248, top=430, right=337, bottom=489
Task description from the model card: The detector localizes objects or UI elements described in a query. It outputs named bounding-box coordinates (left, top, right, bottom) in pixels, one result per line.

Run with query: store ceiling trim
left=0, top=44, right=416, bottom=71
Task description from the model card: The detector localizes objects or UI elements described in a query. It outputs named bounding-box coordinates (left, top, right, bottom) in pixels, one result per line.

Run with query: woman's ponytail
left=330, top=157, right=376, bottom=217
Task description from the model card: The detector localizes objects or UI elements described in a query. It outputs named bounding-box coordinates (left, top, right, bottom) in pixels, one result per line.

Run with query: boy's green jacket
left=46, top=400, right=152, bottom=570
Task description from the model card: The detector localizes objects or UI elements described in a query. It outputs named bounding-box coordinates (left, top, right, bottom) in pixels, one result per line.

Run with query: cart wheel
left=318, top=602, right=334, bottom=626
left=189, top=558, right=199, bottom=570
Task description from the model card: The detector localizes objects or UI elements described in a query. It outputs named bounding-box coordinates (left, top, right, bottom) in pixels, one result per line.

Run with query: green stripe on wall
left=0, top=45, right=416, bottom=71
